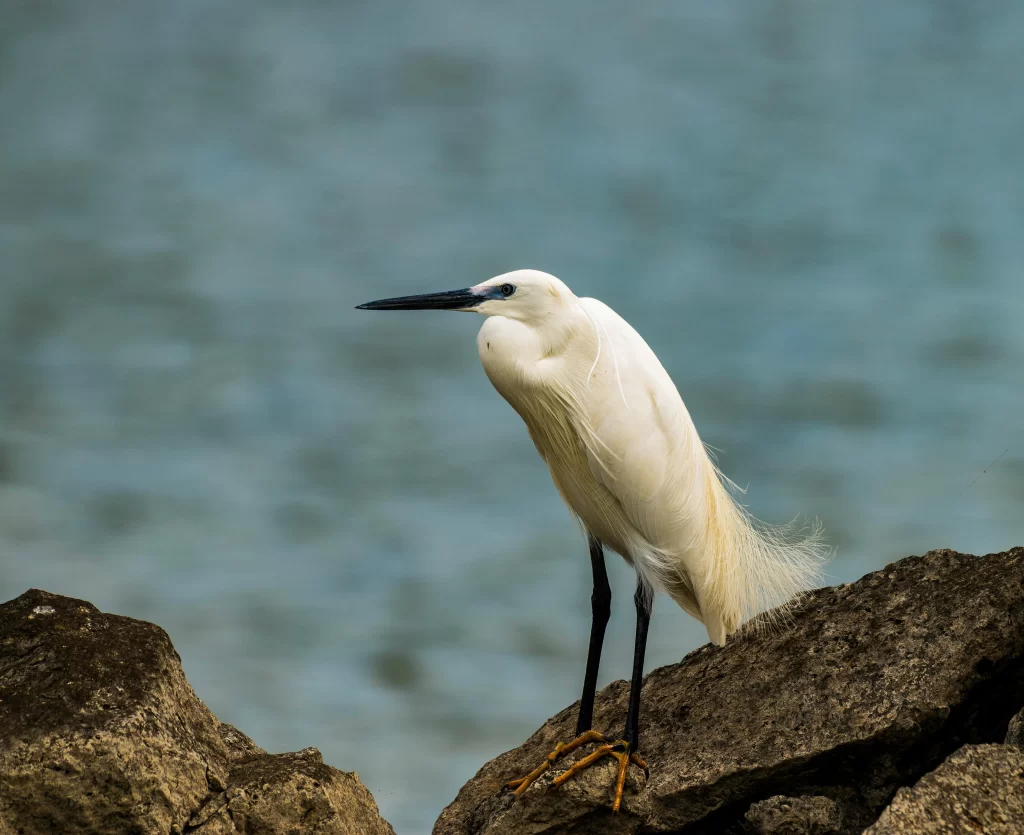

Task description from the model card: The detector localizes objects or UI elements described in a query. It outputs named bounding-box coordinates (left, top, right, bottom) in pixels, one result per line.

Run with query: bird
left=357, top=270, right=827, bottom=812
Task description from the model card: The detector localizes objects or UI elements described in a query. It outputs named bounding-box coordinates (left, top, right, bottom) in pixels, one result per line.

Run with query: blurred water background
left=2, top=1, right=1023, bottom=831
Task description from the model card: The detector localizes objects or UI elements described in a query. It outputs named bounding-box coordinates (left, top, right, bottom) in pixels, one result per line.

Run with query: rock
left=433, top=547, right=1024, bottom=835
left=217, top=722, right=268, bottom=761
left=745, top=795, right=843, bottom=834
left=863, top=744, right=1024, bottom=834
left=0, top=589, right=394, bottom=835
left=188, top=747, right=396, bottom=835
left=0, top=589, right=230, bottom=834
left=1005, top=707, right=1024, bottom=749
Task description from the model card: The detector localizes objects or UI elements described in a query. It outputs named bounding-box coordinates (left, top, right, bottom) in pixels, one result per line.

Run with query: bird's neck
left=478, top=302, right=589, bottom=384
left=532, top=300, right=588, bottom=357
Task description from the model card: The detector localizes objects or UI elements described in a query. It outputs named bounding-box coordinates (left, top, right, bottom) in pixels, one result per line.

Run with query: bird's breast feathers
left=476, top=302, right=700, bottom=552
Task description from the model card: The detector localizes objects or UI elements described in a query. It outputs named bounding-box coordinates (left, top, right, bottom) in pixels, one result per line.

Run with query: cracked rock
left=188, top=746, right=395, bottom=835
left=0, top=589, right=394, bottom=835
left=863, top=744, right=1024, bottom=834
left=1005, top=707, right=1024, bottom=749
left=0, top=589, right=230, bottom=834
left=433, top=547, right=1024, bottom=835
left=745, top=795, right=844, bottom=834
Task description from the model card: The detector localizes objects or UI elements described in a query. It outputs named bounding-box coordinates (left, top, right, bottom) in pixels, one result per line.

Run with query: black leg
left=508, top=556, right=647, bottom=808
left=622, top=575, right=653, bottom=753
left=575, top=535, right=612, bottom=737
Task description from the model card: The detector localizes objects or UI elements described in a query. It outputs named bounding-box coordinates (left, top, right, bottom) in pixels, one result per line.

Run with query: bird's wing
left=573, top=298, right=697, bottom=552
left=570, top=300, right=827, bottom=640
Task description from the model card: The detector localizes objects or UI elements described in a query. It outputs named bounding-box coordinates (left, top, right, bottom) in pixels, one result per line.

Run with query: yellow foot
left=507, top=730, right=648, bottom=813
left=507, top=730, right=607, bottom=796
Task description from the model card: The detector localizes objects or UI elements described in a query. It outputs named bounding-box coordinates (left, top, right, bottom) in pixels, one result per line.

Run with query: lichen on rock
left=864, top=744, right=1024, bottom=835
left=0, top=589, right=394, bottom=835
left=745, top=795, right=844, bottom=835
left=188, top=743, right=395, bottom=835
left=0, top=589, right=230, bottom=834
left=433, top=547, right=1024, bottom=835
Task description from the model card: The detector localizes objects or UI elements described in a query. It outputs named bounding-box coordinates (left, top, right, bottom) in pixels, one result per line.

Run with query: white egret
left=357, top=270, right=827, bottom=811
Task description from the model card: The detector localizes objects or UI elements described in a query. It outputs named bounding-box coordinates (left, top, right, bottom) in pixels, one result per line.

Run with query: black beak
left=356, top=288, right=483, bottom=311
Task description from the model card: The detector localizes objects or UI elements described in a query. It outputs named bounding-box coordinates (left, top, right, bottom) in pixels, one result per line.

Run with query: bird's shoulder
left=574, top=297, right=675, bottom=399
left=572, top=297, right=692, bottom=497
left=576, top=297, right=658, bottom=363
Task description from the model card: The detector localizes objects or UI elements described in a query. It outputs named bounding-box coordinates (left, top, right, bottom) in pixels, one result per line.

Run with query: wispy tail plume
left=698, top=464, right=830, bottom=645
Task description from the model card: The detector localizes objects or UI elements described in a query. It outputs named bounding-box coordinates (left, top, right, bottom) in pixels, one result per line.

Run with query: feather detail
left=477, top=281, right=830, bottom=647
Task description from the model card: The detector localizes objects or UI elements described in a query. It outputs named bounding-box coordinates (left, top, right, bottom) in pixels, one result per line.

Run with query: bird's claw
left=507, top=730, right=647, bottom=813
left=551, top=739, right=646, bottom=812
left=506, top=730, right=605, bottom=795
left=506, top=742, right=563, bottom=793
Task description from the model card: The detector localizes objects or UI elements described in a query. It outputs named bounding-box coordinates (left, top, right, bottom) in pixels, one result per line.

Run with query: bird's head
left=356, top=270, right=575, bottom=323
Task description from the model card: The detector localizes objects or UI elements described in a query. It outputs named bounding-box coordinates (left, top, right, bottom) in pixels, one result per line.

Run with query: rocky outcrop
left=1006, top=706, right=1024, bottom=749
left=745, top=795, right=845, bottom=835
left=0, top=589, right=394, bottom=835
left=4, top=549, right=1021, bottom=835
left=863, top=744, right=1023, bottom=835
left=433, top=547, right=1024, bottom=835
left=187, top=738, right=394, bottom=835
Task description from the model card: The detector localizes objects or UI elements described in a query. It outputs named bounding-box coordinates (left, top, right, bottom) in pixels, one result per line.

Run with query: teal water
left=1, top=2, right=1022, bottom=832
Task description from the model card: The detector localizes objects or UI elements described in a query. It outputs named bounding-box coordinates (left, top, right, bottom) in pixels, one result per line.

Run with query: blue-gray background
left=2, top=2, right=1022, bottom=832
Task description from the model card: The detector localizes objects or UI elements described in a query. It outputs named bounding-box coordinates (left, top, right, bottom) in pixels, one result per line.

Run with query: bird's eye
left=500, top=283, right=516, bottom=297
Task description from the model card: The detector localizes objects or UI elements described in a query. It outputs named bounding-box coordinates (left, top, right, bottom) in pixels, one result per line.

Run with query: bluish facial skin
left=356, top=282, right=516, bottom=311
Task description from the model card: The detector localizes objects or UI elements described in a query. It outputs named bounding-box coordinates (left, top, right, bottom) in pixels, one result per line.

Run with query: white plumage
left=473, top=270, right=827, bottom=646
left=357, top=267, right=829, bottom=808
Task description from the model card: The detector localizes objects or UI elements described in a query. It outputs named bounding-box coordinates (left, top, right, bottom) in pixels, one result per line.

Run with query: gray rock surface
left=745, top=795, right=844, bottom=835
left=0, top=589, right=394, bottom=835
left=0, top=588, right=230, bottom=834
left=433, top=547, right=1024, bottom=835
left=217, top=722, right=269, bottom=761
left=1005, top=707, right=1024, bottom=749
left=188, top=745, right=396, bottom=835
left=863, top=744, right=1024, bottom=835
